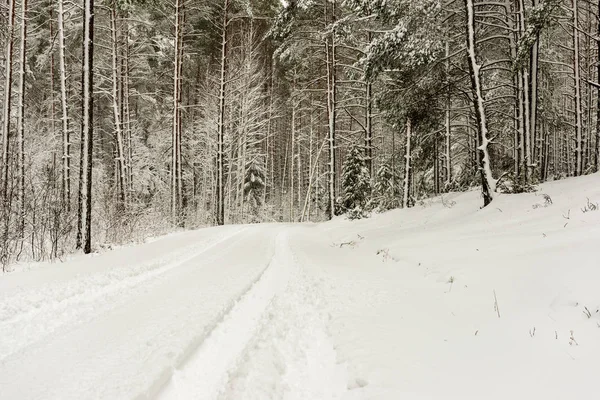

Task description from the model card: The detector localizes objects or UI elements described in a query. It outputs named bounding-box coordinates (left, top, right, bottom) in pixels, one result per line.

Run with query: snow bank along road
left=1, top=174, right=600, bottom=399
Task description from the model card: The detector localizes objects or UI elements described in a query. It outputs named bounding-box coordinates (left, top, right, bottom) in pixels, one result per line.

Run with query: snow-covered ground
left=1, top=174, right=599, bottom=399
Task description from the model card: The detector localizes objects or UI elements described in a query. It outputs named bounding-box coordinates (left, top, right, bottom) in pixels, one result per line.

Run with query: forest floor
left=1, top=174, right=599, bottom=400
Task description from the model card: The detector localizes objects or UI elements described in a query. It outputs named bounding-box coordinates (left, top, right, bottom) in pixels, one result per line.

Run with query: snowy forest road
left=3, top=177, right=600, bottom=400
left=0, top=224, right=350, bottom=400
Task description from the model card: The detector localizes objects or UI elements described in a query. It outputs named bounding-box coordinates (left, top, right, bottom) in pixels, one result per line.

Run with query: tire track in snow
left=157, top=228, right=349, bottom=400
left=218, top=233, right=349, bottom=400
left=0, top=227, right=247, bottom=361
left=157, top=231, right=294, bottom=400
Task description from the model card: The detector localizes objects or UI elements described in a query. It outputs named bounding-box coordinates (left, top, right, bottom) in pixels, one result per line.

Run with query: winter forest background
left=0, top=0, right=598, bottom=266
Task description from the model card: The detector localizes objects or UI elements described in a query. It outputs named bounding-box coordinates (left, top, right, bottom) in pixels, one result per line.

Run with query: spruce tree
left=341, top=144, right=371, bottom=219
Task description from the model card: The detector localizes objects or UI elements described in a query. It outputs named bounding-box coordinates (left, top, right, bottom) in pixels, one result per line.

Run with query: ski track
left=0, top=227, right=247, bottom=361
left=158, top=229, right=348, bottom=400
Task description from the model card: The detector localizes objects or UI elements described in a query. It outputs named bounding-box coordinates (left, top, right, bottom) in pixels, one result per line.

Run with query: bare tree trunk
left=303, top=100, right=314, bottom=222
left=572, top=0, right=584, bottom=176
left=584, top=0, right=592, bottom=172
left=597, top=0, right=600, bottom=171
left=176, top=9, right=184, bottom=223
left=57, top=0, right=71, bottom=210
left=110, top=2, right=126, bottom=207
left=170, top=0, right=182, bottom=223
left=402, top=118, right=412, bottom=209
left=517, top=0, right=532, bottom=182
left=434, top=131, right=439, bottom=195
left=365, top=32, right=373, bottom=178
left=529, top=0, right=540, bottom=179
left=123, top=16, right=133, bottom=193
left=1, top=0, right=16, bottom=201
left=216, top=0, right=229, bottom=225
left=16, top=0, right=27, bottom=238
left=464, top=0, right=495, bottom=206
left=325, top=0, right=337, bottom=219
left=444, top=39, right=452, bottom=189
left=290, top=96, right=295, bottom=222
left=77, top=0, right=94, bottom=254
left=263, top=60, right=275, bottom=206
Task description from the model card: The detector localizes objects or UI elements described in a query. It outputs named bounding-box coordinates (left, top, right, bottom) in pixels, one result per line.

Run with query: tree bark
left=517, top=0, right=532, bottom=182
left=216, top=0, right=229, bottom=225
left=325, top=0, right=337, bottom=220
left=529, top=0, right=540, bottom=180
left=402, top=118, right=412, bottom=209
left=572, top=0, right=583, bottom=176
left=365, top=32, right=373, bottom=178
left=1, top=0, right=16, bottom=201
left=57, top=0, right=71, bottom=210
left=171, top=0, right=182, bottom=223
left=444, top=39, right=452, bottom=189
left=16, top=0, right=27, bottom=237
left=110, top=2, right=126, bottom=207
left=597, top=0, right=600, bottom=171
left=464, top=0, right=495, bottom=206
left=76, top=0, right=94, bottom=254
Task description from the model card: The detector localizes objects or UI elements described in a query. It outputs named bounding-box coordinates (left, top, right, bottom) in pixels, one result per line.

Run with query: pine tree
left=371, top=162, right=399, bottom=211
left=340, top=144, right=371, bottom=219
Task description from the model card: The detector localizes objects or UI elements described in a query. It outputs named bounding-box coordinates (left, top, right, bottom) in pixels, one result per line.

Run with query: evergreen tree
left=370, top=162, right=399, bottom=211
left=340, top=144, right=371, bottom=219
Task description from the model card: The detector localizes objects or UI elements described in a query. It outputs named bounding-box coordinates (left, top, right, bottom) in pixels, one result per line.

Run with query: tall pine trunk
left=16, top=0, right=28, bottom=238
left=517, top=0, right=532, bottom=182
left=444, top=39, right=452, bottom=189
left=325, top=0, right=337, bottom=220
left=216, top=0, right=229, bottom=225
left=572, top=0, right=584, bottom=176
left=464, top=0, right=495, bottom=206
left=402, top=118, right=412, bottom=209
left=110, top=2, right=126, bottom=207
left=1, top=0, right=16, bottom=201
left=77, top=0, right=94, bottom=254
left=529, top=0, right=540, bottom=179
left=171, top=0, right=182, bottom=223
left=57, top=0, right=71, bottom=210
left=596, top=0, right=600, bottom=171
left=365, top=32, right=373, bottom=178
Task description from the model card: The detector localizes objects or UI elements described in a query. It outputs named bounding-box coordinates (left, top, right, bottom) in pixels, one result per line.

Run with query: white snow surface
left=1, top=174, right=599, bottom=399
